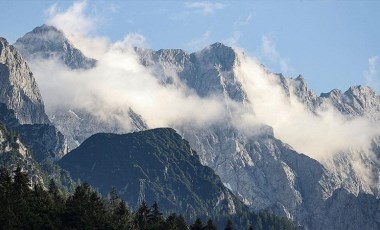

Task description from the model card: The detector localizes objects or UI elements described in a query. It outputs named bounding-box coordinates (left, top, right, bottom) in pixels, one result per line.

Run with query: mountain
left=59, top=128, right=251, bottom=224
left=0, top=103, right=74, bottom=191
left=12, top=25, right=380, bottom=229
left=0, top=37, right=49, bottom=124
left=137, top=43, right=380, bottom=229
left=136, top=42, right=247, bottom=102
left=0, top=121, right=44, bottom=185
left=14, top=24, right=96, bottom=70
left=0, top=100, right=67, bottom=163
left=50, top=108, right=148, bottom=150
left=15, top=25, right=148, bottom=151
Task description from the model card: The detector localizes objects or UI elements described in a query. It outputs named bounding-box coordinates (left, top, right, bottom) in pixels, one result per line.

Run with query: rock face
left=14, top=24, right=96, bottom=70
left=0, top=37, right=49, bottom=124
left=0, top=121, right=45, bottom=186
left=59, top=128, right=249, bottom=224
left=16, top=25, right=148, bottom=151
left=136, top=43, right=247, bottom=102
left=138, top=43, right=380, bottom=229
left=320, top=85, right=380, bottom=119
left=0, top=102, right=67, bottom=162
left=50, top=108, right=148, bottom=151
left=13, top=25, right=380, bottom=229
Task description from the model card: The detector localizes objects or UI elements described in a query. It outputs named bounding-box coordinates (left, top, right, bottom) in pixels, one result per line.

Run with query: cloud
left=223, top=31, right=241, bottom=47
left=223, top=13, right=254, bottom=48
left=235, top=53, right=380, bottom=159
left=184, top=1, right=225, bottom=15
left=37, top=0, right=379, bottom=191
left=28, top=31, right=227, bottom=131
left=46, top=0, right=93, bottom=37
left=364, top=56, right=379, bottom=91
left=234, top=13, right=253, bottom=27
left=185, top=31, right=211, bottom=51
left=46, top=0, right=110, bottom=59
left=261, top=35, right=294, bottom=75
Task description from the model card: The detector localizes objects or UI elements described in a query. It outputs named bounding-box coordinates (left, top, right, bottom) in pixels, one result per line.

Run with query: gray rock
left=138, top=43, right=380, bottom=229
left=14, top=24, right=96, bottom=70
left=0, top=37, right=49, bottom=124
left=0, top=102, right=67, bottom=162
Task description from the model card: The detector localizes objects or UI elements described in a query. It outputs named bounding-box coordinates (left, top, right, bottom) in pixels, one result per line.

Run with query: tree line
left=0, top=166, right=298, bottom=230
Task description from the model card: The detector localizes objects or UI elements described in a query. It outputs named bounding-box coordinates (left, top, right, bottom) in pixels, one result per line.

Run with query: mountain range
left=1, top=24, right=380, bottom=229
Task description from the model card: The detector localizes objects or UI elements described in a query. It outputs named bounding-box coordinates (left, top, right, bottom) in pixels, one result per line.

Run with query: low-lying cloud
left=34, top=0, right=380, bottom=191
left=30, top=45, right=227, bottom=130
left=235, top=54, right=380, bottom=160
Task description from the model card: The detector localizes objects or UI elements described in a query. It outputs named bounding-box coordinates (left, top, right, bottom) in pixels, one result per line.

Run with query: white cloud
left=261, top=35, right=294, bottom=75
left=185, top=1, right=225, bottom=15
left=46, top=0, right=93, bottom=37
left=261, top=35, right=279, bottom=61
left=364, top=56, right=379, bottom=91
left=223, top=31, right=241, bottom=47
left=38, top=0, right=380, bottom=190
left=234, top=13, right=253, bottom=27
left=185, top=31, right=211, bottom=51
left=46, top=0, right=110, bottom=59
left=235, top=52, right=380, bottom=163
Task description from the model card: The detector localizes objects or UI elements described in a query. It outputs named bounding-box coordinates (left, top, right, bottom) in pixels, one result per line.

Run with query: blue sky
left=0, top=0, right=379, bottom=94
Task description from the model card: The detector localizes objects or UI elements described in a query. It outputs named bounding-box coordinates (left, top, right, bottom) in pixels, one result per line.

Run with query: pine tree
left=111, top=200, right=132, bottom=229
left=224, top=219, right=234, bottom=230
left=190, top=218, right=204, bottom=230
left=0, top=167, right=14, bottom=229
left=11, top=166, right=31, bottom=229
left=147, top=201, right=164, bottom=229
left=205, top=218, right=217, bottom=230
left=148, top=202, right=163, bottom=222
left=13, top=165, right=30, bottom=196
left=48, top=179, right=60, bottom=197
left=63, top=183, right=109, bottom=229
left=165, top=214, right=188, bottom=230
left=135, top=200, right=150, bottom=230
left=109, top=187, right=121, bottom=209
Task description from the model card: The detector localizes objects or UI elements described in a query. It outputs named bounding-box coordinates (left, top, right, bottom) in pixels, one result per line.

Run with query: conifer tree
left=190, top=218, right=204, bottom=230
left=205, top=218, right=217, bottom=230
left=135, top=200, right=150, bottom=230
left=224, top=219, right=234, bottom=230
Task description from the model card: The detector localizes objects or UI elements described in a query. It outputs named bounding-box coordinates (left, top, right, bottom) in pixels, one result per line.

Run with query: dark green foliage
left=0, top=167, right=298, bottom=229
left=190, top=218, right=204, bottom=230
left=224, top=219, right=234, bottom=230
left=164, top=213, right=188, bottom=230
left=205, top=218, right=217, bottom=230
left=250, top=210, right=298, bottom=230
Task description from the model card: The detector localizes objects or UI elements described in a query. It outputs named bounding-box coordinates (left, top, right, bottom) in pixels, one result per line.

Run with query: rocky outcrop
left=0, top=37, right=49, bottom=124
left=0, top=103, right=67, bottom=162
left=137, top=43, right=380, bottom=229
left=59, top=128, right=250, bottom=226
left=16, top=26, right=148, bottom=151
left=14, top=24, right=96, bottom=70
left=0, top=121, right=45, bottom=186
left=50, top=108, right=147, bottom=150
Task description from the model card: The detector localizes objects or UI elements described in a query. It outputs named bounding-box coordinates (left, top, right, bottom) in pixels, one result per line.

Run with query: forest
left=0, top=166, right=298, bottom=230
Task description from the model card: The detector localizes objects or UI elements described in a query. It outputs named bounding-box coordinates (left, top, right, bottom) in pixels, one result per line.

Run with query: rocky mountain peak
left=346, top=85, right=376, bottom=97
left=192, top=42, right=236, bottom=71
left=320, top=89, right=342, bottom=98
left=14, top=24, right=96, bottom=69
left=0, top=37, right=9, bottom=46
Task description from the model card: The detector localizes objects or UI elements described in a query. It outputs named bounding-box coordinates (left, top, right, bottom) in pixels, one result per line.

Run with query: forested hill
left=0, top=167, right=298, bottom=230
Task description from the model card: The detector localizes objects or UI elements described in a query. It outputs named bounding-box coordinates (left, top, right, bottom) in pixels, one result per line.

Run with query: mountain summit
left=14, top=24, right=96, bottom=69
